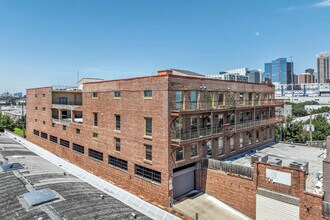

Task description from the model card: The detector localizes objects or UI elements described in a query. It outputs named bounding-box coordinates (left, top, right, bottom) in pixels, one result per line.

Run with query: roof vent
left=251, top=153, right=268, bottom=164
left=23, top=188, right=59, bottom=206
left=289, top=161, right=309, bottom=173
left=269, top=158, right=282, bottom=166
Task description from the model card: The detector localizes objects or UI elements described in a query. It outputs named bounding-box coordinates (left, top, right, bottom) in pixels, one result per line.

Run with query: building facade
left=299, top=73, right=315, bottom=84
left=264, top=58, right=294, bottom=84
left=317, top=52, right=330, bottom=83
left=26, top=71, right=283, bottom=207
left=247, top=69, right=262, bottom=83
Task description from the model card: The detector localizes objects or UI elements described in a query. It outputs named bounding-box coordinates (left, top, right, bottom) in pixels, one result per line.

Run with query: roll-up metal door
left=173, top=166, right=195, bottom=198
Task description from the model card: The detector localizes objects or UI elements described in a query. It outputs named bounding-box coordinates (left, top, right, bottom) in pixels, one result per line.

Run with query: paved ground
left=173, top=193, right=251, bottom=220
left=2, top=132, right=180, bottom=220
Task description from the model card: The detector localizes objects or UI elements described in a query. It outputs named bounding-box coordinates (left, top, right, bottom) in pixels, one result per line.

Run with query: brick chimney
left=323, top=136, right=330, bottom=202
left=157, top=70, right=173, bottom=76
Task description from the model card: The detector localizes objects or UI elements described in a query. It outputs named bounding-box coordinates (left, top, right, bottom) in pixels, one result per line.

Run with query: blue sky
left=0, top=0, right=330, bottom=93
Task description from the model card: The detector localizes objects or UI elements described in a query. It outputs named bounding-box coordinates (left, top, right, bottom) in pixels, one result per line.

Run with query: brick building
left=26, top=70, right=284, bottom=207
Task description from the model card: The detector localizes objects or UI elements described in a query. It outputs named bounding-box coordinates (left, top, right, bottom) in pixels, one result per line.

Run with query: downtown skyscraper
left=264, top=58, right=294, bottom=84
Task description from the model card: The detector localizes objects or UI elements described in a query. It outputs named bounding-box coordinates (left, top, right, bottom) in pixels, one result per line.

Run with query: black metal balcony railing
left=52, top=100, right=82, bottom=105
left=172, top=116, right=284, bottom=142
left=171, top=99, right=284, bottom=112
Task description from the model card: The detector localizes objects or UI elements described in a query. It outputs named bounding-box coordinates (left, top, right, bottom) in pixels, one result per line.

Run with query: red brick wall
left=255, top=163, right=305, bottom=198
left=300, top=192, right=324, bottom=220
left=201, top=168, right=256, bottom=219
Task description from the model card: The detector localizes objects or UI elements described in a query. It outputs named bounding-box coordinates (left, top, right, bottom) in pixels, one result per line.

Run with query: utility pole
left=309, top=111, right=312, bottom=142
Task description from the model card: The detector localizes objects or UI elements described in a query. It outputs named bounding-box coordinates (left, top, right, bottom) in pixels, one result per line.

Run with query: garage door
left=173, top=166, right=195, bottom=198
left=256, top=194, right=299, bottom=220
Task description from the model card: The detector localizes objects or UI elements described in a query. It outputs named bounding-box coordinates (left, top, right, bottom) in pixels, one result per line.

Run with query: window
left=76, top=129, right=80, bottom=134
left=145, top=144, right=152, bottom=161
left=42, top=107, right=46, bottom=111
left=218, top=137, right=224, bottom=156
left=58, top=97, right=67, bottom=104
left=175, top=91, right=183, bottom=109
left=175, top=147, right=184, bottom=161
left=229, top=137, right=234, bottom=151
left=43, top=121, right=45, bottom=125
left=145, top=117, right=152, bottom=136
left=41, top=132, right=48, bottom=139
left=93, top=132, right=98, bottom=138
left=73, top=143, right=84, bottom=154
left=63, top=125, right=66, bottom=131
left=88, top=148, right=103, bottom=161
left=114, top=91, right=121, bottom=98
left=218, top=93, right=224, bottom=106
left=190, top=91, right=197, bottom=109
left=60, top=139, right=70, bottom=148
left=255, top=93, right=260, bottom=105
left=248, top=132, right=252, bottom=145
left=35, top=119, right=37, bottom=122
left=239, top=93, right=244, bottom=104
left=50, top=135, right=58, bottom=143
left=42, top=94, right=45, bottom=97
left=256, top=130, right=259, bottom=143
left=218, top=114, right=224, bottom=128
left=35, top=107, right=37, bottom=110
left=239, top=112, right=244, bottom=123
left=191, top=144, right=197, bottom=157
left=115, top=138, right=121, bottom=151
left=35, top=94, right=37, bottom=98
left=229, top=113, right=235, bottom=125
left=135, top=165, right=161, bottom=183
left=52, top=123, right=55, bottom=127
left=206, top=140, right=212, bottom=158
left=92, top=92, right=98, bottom=98
left=93, top=112, right=98, bottom=126
left=240, top=132, right=243, bottom=148
left=144, top=90, right=152, bottom=98
left=248, top=93, right=252, bottom=105
left=115, top=115, right=120, bottom=130
left=33, top=129, right=39, bottom=136
left=109, top=156, right=128, bottom=171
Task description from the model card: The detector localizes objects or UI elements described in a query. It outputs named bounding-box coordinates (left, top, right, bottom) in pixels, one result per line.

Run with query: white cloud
left=255, top=32, right=260, bottom=37
left=314, top=0, right=330, bottom=7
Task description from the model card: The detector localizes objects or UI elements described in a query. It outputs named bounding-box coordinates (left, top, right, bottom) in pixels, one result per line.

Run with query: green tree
left=0, top=113, right=15, bottom=131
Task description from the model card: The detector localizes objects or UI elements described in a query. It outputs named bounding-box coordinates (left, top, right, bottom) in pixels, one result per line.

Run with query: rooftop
left=0, top=133, right=179, bottom=220
left=224, top=142, right=326, bottom=194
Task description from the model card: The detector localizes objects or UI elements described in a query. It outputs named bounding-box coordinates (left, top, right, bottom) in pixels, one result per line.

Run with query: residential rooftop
left=224, top=142, right=326, bottom=194
left=0, top=133, right=178, bottom=220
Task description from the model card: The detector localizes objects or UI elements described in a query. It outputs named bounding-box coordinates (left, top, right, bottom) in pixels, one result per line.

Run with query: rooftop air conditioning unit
left=290, top=161, right=309, bottom=173
left=251, top=153, right=268, bottom=164
left=269, top=158, right=282, bottom=166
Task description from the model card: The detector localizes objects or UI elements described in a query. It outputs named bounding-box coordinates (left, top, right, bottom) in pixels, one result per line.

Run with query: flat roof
left=0, top=133, right=177, bottom=220
left=225, top=142, right=326, bottom=194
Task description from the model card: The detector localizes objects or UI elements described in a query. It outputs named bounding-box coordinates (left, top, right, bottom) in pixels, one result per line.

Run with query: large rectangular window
left=239, top=93, right=244, bottom=104
left=33, top=129, right=39, bottom=136
left=175, top=147, right=184, bottom=161
left=190, top=91, right=197, bottom=109
left=191, top=144, right=197, bottom=157
left=175, top=91, right=183, bottom=110
left=73, top=143, right=84, bottom=154
left=218, top=137, right=224, bottom=156
left=60, top=139, right=70, bottom=148
left=41, top=132, right=48, bottom=139
left=88, top=148, right=103, bottom=161
left=115, top=115, right=120, bottom=130
left=145, top=117, right=152, bottom=136
left=109, top=156, right=128, bottom=171
left=114, top=91, right=121, bottom=98
left=240, top=132, right=243, bottom=148
left=135, top=165, right=161, bottom=183
left=50, top=135, right=58, bottom=144
left=218, top=93, right=224, bottom=106
left=93, top=113, right=98, bottom=127
left=229, top=137, right=234, bottom=151
left=145, top=144, right=152, bottom=161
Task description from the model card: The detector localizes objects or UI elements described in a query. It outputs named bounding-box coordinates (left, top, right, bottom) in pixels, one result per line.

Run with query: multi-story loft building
left=26, top=70, right=284, bottom=207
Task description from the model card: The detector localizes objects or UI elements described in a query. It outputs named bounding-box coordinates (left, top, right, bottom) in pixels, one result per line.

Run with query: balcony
left=171, top=99, right=284, bottom=115
left=52, top=100, right=82, bottom=105
left=171, top=116, right=284, bottom=143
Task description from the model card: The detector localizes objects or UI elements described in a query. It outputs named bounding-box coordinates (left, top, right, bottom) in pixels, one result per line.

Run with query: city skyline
left=1, top=0, right=330, bottom=93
